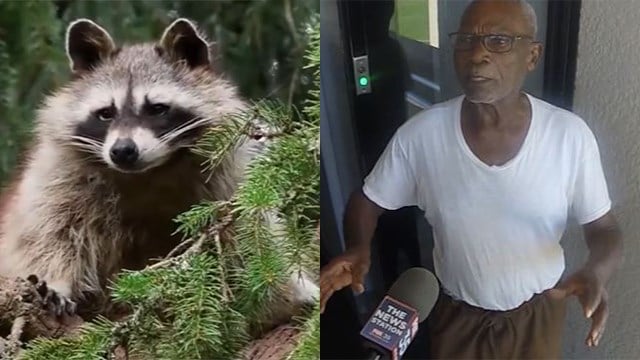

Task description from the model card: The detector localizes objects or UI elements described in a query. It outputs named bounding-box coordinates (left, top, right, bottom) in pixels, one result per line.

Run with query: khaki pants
left=428, top=290, right=567, bottom=359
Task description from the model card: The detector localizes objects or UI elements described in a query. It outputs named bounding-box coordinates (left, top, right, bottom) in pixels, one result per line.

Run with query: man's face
left=453, top=1, right=541, bottom=104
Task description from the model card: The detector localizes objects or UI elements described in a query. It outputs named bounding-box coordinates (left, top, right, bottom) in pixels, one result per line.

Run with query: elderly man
left=319, top=0, right=623, bottom=358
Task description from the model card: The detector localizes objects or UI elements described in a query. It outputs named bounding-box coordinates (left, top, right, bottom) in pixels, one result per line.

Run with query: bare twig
left=283, top=0, right=298, bottom=44
left=163, top=237, right=195, bottom=259
left=1, top=316, right=27, bottom=359
left=213, top=231, right=234, bottom=302
left=0, top=276, right=85, bottom=359
left=149, top=213, right=234, bottom=270
left=9, top=316, right=26, bottom=345
left=147, top=232, right=207, bottom=270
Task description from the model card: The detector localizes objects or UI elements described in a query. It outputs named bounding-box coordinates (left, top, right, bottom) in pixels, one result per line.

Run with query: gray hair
left=463, top=0, right=538, bottom=38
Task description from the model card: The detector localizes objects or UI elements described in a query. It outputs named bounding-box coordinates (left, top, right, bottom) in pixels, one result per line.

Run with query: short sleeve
left=362, top=132, right=418, bottom=210
left=570, top=129, right=612, bottom=224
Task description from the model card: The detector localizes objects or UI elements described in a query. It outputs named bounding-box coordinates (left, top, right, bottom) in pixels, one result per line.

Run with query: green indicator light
left=359, top=76, right=369, bottom=86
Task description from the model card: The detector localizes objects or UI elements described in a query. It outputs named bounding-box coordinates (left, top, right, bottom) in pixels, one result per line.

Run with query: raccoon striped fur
left=0, top=18, right=318, bottom=320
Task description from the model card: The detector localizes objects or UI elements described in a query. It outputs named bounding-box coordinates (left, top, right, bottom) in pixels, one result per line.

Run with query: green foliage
left=172, top=201, right=227, bottom=239
left=225, top=15, right=320, bottom=341
left=16, top=8, right=320, bottom=359
left=232, top=210, right=291, bottom=329
left=19, top=317, right=114, bottom=360
left=34, top=254, right=249, bottom=360
left=151, top=254, right=247, bottom=359
left=235, top=128, right=318, bottom=214
left=109, top=270, right=158, bottom=305
left=288, top=304, right=321, bottom=360
left=0, top=0, right=67, bottom=185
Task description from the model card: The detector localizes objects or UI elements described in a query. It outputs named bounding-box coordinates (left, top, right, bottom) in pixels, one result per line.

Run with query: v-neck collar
left=454, top=93, right=536, bottom=171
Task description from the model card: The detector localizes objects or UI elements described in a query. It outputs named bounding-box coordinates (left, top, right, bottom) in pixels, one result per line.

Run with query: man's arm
left=319, top=189, right=385, bottom=312
left=578, top=211, right=623, bottom=347
left=333, top=189, right=386, bottom=292
left=582, top=211, right=623, bottom=287
left=343, top=189, right=386, bottom=252
left=321, top=127, right=416, bottom=313
left=547, top=210, right=623, bottom=347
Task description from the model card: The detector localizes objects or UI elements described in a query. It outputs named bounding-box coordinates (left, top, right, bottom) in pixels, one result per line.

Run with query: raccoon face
left=46, top=18, right=244, bottom=173
left=93, top=95, right=203, bottom=173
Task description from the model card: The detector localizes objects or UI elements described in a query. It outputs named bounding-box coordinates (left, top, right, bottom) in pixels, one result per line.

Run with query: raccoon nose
left=110, top=139, right=139, bottom=166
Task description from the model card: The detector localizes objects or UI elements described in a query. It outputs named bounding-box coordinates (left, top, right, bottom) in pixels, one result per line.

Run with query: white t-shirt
left=362, top=93, right=611, bottom=311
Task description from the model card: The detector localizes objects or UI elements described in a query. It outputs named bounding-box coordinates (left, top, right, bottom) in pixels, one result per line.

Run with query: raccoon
left=0, top=18, right=318, bottom=319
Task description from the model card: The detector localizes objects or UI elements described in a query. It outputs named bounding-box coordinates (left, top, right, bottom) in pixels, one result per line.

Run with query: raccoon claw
left=26, top=274, right=77, bottom=317
left=45, top=290, right=77, bottom=317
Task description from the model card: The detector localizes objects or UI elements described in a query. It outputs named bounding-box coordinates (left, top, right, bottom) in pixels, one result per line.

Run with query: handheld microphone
left=359, top=267, right=440, bottom=360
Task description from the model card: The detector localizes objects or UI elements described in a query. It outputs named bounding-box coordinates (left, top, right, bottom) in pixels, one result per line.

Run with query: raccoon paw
left=27, top=275, right=77, bottom=317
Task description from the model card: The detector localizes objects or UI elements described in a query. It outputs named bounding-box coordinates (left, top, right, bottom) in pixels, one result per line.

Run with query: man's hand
left=320, top=247, right=370, bottom=314
left=545, top=268, right=608, bottom=347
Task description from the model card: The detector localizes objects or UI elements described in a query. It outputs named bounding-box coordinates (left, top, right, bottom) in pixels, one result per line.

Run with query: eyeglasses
left=448, top=32, right=534, bottom=53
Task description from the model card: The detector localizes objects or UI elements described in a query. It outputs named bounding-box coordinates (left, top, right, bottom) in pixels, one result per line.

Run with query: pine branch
left=193, top=114, right=253, bottom=175
left=172, top=200, right=228, bottom=240
left=157, top=255, right=240, bottom=359
left=233, top=126, right=319, bottom=217
left=20, top=317, right=114, bottom=360
left=17, top=212, right=239, bottom=360
left=287, top=304, right=320, bottom=360
left=233, top=211, right=290, bottom=325
left=282, top=210, right=319, bottom=273
left=192, top=100, right=295, bottom=180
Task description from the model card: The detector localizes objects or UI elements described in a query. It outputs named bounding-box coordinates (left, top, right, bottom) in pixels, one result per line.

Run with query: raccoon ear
left=65, top=19, right=116, bottom=74
left=159, top=18, right=210, bottom=68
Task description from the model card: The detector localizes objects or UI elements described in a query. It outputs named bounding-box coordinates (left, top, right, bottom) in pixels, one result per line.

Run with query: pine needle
left=287, top=304, right=320, bottom=360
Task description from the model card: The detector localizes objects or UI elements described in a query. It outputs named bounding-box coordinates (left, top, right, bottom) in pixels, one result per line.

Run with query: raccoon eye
left=148, top=103, right=170, bottom=116
left=96, top=107, right=116, bottom=121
